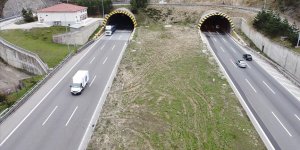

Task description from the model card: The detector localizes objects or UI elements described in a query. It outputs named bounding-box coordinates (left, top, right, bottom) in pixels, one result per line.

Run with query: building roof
left=38, top=3, right=87, bottom=13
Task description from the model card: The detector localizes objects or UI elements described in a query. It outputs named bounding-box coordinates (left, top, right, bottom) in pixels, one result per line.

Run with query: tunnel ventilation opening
left=198, top=12, right=234, bottom=34
left=103, top=8, right=137, bottom=32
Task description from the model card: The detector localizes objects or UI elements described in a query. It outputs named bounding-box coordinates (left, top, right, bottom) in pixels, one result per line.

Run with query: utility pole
left=102, top=0, right=104, bottom=18
left=297, top=32, right=300, bottom=48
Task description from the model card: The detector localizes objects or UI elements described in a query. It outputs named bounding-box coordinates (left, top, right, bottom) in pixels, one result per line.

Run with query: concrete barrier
left=233, top=17, right=300, bottom=81
left=53, top=19, right=101, bottom=45
left=0, top=37, right=48, bottom=75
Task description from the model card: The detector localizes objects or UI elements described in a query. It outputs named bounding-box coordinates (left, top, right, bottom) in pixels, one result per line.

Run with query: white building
left=37, top=3, right=88, bottom=26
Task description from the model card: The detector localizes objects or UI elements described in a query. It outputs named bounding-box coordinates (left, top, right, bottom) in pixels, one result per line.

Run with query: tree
left=0, top=93, right=8, bottom=103
left=130, top=0, right=148, bottom=13
left=74, top=0, right=112, bottom=16
left=22, top=8, right=35, bottom=22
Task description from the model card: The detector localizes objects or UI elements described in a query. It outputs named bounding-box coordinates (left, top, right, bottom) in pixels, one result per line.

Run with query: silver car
left=236, top=60, right=247, bottom=68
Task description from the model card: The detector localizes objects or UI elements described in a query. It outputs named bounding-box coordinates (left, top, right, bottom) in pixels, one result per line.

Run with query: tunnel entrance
left=106, top=13, right=134, bottom=30
left=102, top=8, right=137, bottom=31
left=198, top=11, right=234, bottom=33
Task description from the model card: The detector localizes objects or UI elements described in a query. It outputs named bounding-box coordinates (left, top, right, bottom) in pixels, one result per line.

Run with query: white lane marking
left=231, top=48, right=237, bottom=54
left=220, top=46, right=225, bottom=52
left=0, top=34, right=104, bottom=147
left=78, top=41, right=128, bottom=150
left=295, top=114, right=300, bottom=121
left=272, top=112, right=292, bottom=137
left=42, top=106, right=58, bottom=126
left=89, top=57, right=95, bottom=64
left=89, top=76, right=96, bottom=87
left=222, top=37, right=226, bottom=42
left=109, top=35, right=113, bottom=40
left=101, top=45, right=105, bottom=50
left=244, top=63, right=251, bottom=69
left=231, top=59, right=237, bottom=68
left=103, top=57, right=108, bottom=64
left=245, top=79, right=257, bottom=93
left=263, top=81, right=276, bottom=94
left=213, top=37, right=217, bottom=42
left=65, top=106, right=78, bottom=126
left=112, top=45, right=115, bottom=51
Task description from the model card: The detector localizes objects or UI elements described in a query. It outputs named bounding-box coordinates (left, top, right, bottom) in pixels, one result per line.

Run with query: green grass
left=0, top=27, right=78, bottom=68
left=0, top=75, right=43, bottom=112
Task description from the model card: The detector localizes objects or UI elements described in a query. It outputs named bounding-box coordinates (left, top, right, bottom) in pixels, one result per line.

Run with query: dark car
left=243, top=54, right=252, bottom=61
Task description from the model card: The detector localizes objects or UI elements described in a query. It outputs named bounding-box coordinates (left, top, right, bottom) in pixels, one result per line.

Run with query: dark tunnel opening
left=106, top=14, right=134, bottom=30
left=200, top=15, right=231, bottom=33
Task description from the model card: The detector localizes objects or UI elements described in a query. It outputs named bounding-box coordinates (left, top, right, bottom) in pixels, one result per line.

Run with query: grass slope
left=88, top=11, right=265, bottom=149
left=0, top=27, right=75, bottom=68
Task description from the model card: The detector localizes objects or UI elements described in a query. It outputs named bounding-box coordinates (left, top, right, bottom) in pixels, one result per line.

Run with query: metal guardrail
left=0, top=39, right=96, bottom=124
left=0, top=15, right=21, bottom=23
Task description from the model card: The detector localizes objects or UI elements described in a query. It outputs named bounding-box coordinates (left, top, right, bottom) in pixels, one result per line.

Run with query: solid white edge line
left=272, top=112, right=292, bottom=137
left=0, top=34, right=105, bottom=147
left=78, top=32, right=131, bottom=150
left=42, top=106, right=58, bottom=126
left=199, top=31, right=275, bottom=150
left=263, top=81, right=276, bottom=94
left=295, top=114, right=300, bottom=121
left=65, top=106, right=78, bottom=126
left=230, top=59, right=237, bottom=68
left=89, top=57, right=95, bottom=64
left=89, top=76, right=96, bottom=87
left=245, top=78, right=257, bottom=93
left=103, top=57, right=108, bottom=64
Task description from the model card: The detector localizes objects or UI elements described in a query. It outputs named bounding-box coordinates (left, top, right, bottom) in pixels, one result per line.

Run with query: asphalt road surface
left=205, top=32, right=300, bottom=150
left=0, top=30, right=131, bottom=150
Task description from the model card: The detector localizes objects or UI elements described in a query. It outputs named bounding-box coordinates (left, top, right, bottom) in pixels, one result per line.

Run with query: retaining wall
left=0, top=37, right=48, bottom=75
left=53, top=19, right=101, bottom=45
left=233, top=17, right=300, bottom=81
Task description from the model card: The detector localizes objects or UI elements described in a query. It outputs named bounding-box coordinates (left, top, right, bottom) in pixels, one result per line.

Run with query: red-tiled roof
left=38, top=3, right=87, bottom=13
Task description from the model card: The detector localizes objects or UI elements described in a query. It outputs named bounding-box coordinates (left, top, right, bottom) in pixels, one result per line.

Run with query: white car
left=236, top=60, right=247, bottom=68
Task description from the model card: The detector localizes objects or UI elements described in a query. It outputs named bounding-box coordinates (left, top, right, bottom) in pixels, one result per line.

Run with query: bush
left=22, top=8, right=35, bottom=23
left=130, top=0, right=148, bottom=14
left=253, top=10, right=299, bottom=46
left=74, top=0, right=112, bottom=16
left=0, top=93, right=8, bottom=103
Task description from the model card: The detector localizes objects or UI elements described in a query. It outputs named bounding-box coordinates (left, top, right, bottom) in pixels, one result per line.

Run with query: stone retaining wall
left=0, top=37, right=48, bottom=75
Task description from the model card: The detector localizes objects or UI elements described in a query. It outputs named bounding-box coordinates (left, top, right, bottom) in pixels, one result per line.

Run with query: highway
left=204, top=32, right=300, bottom=150
left=0, top=30, right=131, bottom=150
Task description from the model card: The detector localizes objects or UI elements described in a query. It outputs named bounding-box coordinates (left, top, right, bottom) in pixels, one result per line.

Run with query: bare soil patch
left=0, top=61, right=31, bottom=94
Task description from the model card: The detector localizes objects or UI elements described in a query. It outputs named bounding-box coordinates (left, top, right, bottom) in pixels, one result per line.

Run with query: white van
left=70, top=70, right=89, bottom=95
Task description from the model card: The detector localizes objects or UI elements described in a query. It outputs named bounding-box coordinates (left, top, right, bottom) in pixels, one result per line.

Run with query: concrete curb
left=199, top=31, right=274, bottom=150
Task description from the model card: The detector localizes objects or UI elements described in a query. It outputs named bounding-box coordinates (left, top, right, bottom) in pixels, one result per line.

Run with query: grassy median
left=88, top=10, right=265, bottom=149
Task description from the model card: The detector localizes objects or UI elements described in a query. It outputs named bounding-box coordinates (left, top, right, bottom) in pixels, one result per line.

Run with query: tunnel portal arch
left=102, top=8, right=137, bottom=30
left=197, top=11, right=234, bottom=33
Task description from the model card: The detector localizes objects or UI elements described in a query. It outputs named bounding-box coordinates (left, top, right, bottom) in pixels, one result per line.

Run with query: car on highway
left=243, top=54, right=252, bottom=61
left=236, top=60, right=247, bottom=68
